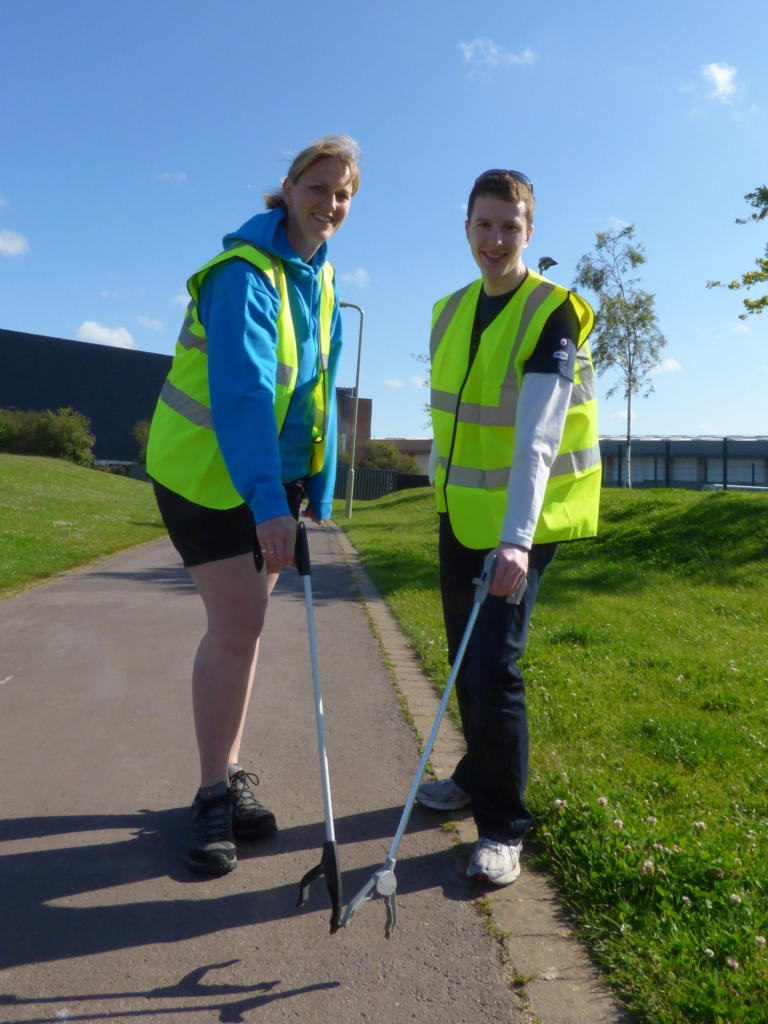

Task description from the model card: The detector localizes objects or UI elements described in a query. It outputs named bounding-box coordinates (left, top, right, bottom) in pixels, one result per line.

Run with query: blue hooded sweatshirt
left=197, top=208, right=341, bottom=524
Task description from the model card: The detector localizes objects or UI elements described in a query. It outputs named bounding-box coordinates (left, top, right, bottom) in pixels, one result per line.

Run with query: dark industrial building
left=600, top=435, right=768, bottom=489
left=2, top=328, right=374, bottom=464
left=1, top=328, right=172, bottom=462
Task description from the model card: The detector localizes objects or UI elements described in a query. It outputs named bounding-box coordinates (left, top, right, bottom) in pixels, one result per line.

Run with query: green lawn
left=0, top=454, right=166, bottom=598
left=334, top=487, right=768, bottom=1024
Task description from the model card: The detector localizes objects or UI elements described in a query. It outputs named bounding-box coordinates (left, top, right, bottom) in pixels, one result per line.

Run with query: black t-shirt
left=472, top=275, right=578, bottom=383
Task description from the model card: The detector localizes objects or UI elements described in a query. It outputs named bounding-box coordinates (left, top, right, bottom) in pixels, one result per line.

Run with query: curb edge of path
left=327, top=521, right=638, bottom=1024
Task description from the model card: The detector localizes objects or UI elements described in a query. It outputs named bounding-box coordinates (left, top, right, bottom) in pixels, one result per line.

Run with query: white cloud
left=459, top=38, right=535, bottom=69
left=157, top=171, right=187, bottom=182
left=410, top=375, right=426, bottom=388
left=0, top=229, right=29, bottom=256
left=384, top=379, right=404, bottom=387
left=0, top=195, right=9, bottom=207
left=137, top=315, right=165, bottom=332
left=341, top=268, right=370, bottom=287
left=76, top=321, right=135, bottom=349
left=100, top=287, right=128, bottom=298
left=650, top=358, right=683, bottom=374
left=759, top=365, right=768, bottom=372
left=730, top=322, right=750, bottom=334
left=171, top=288, right=190, bottom=306
left=702, top=62, right=737, bottom=101
left=611, top=409, right=637, bottom=421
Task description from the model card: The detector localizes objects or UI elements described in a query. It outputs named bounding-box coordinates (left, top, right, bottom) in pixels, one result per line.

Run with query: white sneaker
left=467, top=838, right=522, bottom=886
left=416, top=777, right=471, bottom=811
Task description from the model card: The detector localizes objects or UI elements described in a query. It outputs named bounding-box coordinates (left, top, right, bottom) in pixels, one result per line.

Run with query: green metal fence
left=334, top=466, right=429, bottom=501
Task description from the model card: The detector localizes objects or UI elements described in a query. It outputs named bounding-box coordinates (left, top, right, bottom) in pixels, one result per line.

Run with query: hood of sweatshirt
left=222, top=208, right=328, bottom=287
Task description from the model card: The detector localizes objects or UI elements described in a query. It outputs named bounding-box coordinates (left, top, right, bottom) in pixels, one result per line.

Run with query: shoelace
left=229, top=769, right=261, bottom=809
left=193, top=795, right=231, bottom=843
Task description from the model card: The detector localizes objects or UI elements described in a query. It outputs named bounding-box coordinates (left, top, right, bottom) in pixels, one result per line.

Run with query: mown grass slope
left=334, top=487, right=768, bottom=1024
left=0, top=454, right=165, bottom=598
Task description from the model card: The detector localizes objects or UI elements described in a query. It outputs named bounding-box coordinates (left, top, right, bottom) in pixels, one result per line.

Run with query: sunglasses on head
left=474, top=169, right=534, bottom=195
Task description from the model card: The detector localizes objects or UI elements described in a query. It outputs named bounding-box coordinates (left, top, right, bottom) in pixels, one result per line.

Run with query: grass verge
left=334, top=487, right=768, bottom=1024
left=0, top=454, right=166, bottom=598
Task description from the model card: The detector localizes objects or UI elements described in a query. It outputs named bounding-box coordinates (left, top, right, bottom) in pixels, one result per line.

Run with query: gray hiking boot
left=416, top=776, right=471, bottom=811
left=187, top=782, right=236, bottom=874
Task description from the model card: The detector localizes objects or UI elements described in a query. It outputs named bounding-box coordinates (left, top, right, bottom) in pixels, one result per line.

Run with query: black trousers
left=438, top=513, right=557, bottom=843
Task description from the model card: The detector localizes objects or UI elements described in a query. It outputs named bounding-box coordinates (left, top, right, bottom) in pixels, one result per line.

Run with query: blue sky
left=1, top=0, right=766, bottom=439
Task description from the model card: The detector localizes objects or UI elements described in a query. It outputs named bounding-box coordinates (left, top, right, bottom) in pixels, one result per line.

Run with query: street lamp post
left=339, top=302, right=365, bottom=518
left=538, top=256, right=558, bottom=276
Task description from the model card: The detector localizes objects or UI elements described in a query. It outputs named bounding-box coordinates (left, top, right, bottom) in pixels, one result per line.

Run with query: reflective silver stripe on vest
left=177, top=313, right=208, bottom=355
left=431, top=388, right=459, bottom=416
left=320, top=351, right=329, bottom=371
left=570, top=357, right=595, bottom=407
left=549, top=442, right=601, bottom=479
left=430, top=284, right=472, bottom=358
left=160, top=379, right=214, bottom=430
left=441, top=462, right=511, bottom=490
left=276, top=361, right=294, bottom=387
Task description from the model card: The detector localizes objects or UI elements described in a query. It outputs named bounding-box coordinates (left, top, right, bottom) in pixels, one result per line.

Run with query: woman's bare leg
left=188, top=554, right=271, bottom=788
left=228, top=565, right=281, bottom=768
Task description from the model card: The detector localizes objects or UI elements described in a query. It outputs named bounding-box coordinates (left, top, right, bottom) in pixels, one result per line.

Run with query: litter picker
left=341, top=550, right=527, bottom=938
left=294, top=521, right=343, bottom=934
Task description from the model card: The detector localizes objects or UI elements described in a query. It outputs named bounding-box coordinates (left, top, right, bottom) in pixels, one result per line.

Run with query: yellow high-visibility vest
left=430, top=270, right=600, bottom=548
left=146, top=243, right=335, bottom=508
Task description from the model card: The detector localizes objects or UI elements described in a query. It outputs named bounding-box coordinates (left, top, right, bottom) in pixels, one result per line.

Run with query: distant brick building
left=336, top=386, right=372, bottom=455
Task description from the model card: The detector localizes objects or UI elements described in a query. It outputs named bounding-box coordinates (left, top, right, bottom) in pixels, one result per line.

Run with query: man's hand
left=256, top=515, right=297, bottom=568
left=489, top=542, right=528, bottom=597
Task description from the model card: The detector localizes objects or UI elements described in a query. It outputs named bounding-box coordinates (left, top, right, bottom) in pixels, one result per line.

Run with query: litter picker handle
left=295, top=521, right=311, bottom=576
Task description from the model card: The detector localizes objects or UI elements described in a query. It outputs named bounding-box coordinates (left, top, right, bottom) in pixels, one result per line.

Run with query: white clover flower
left=657, top=867, right=667, bottom=877
left=734, top=857, right=742, bottom=865
left=693, top=821, right=707, bottom=831
left=554, top=799, right=566, bottom=810
left=682, top=896, right=691, bottom=906
left=647, top=815, right=657, bottom=826
left=727, top=957, right=739, bottom=970
left=730, top=893, right=742, bottom=904
left=756, top=936, right=766, bottom=947
left=653, top=842, right=664, bottom=851
left=640, top=859, right=655, bottom=875
left=614, top=819, right=623, bottom=829
left=704, top=948, right=714, bottom=958
left=597, top=796, right=608, bottom=807
left=624, top=844, right=633, bottom=853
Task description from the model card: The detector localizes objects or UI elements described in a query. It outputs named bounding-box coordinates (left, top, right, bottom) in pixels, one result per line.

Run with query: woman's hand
left=301, top=504, right=325, bottom=525
left=256, top=515, right=298, bottom=568
left=489, top=543, right=528, bottom=597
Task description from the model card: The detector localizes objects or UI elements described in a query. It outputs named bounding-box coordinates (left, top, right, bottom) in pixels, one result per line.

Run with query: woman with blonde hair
left=146, top=135, right=361, bottom=873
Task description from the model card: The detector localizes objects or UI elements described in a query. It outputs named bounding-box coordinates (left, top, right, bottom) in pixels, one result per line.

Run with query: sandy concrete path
left=0, top=524, right=519, bottom=1023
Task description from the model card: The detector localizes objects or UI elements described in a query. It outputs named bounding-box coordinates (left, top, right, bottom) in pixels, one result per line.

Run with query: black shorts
left=152, top=478, right=307, bottom=571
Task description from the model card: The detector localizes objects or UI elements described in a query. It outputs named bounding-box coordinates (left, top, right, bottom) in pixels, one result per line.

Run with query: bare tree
left=707, top=184, right=768, bottom=318
left=573, top=225, right=667, bottom=488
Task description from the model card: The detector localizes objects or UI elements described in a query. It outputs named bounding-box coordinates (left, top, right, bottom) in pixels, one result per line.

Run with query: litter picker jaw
left=293, top=521, right=343, bottom=934
left=341, top=549, right=525, bottom=938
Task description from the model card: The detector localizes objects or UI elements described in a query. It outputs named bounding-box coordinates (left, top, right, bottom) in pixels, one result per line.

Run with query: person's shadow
left=0, top=959, right=340, bottom=1023
left=0, top=802, right=470, bottom=974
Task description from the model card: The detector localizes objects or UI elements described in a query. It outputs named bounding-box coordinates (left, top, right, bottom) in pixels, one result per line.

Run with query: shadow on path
left=1, top=804, right=469, bottom=970
left=0, top=960, right=340, bottom=1023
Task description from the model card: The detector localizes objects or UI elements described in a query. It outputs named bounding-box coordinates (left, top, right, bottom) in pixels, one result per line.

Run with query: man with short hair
left=418, top=170, right=600, bottom=885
